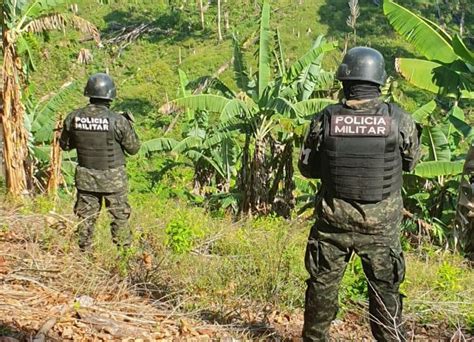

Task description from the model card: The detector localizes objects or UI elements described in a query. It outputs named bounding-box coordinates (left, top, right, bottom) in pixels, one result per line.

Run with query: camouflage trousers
left=74, top=190, right=132, bottom=250
left=303, top=222, right=406, bottom=341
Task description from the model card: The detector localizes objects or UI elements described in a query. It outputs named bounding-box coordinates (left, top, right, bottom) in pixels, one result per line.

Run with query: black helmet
left=336, top=47, right=387, bottom=85
left=84, top=73, right=117, bottom=100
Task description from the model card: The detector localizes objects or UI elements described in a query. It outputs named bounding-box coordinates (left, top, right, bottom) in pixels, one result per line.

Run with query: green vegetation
left=1, top=0, right=473, bottom=337
left=143, top=3, right=338, bottom=215
left=1, top=0, right=99, bottom=195
left=12, top=193, right=474, bottom=335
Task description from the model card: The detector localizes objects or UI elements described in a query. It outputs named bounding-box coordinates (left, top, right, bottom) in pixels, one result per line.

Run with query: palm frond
left=16, top=35, right=38, bottom=71
left=3, top=0, right=29, bottom=21
left=267, top=97, right=298, bottom=118
left=412, top=100, right=436, bottom=124
left=273, top=29, right=286, bottom=77
left=202, top=131, right=235, bottom=149
left=171, top=136, right=203, bottom=154
left=296, top=35, right=328, bottom=101
left=178, top=69, right=190, bottom=97
left=452, top=34, right=474, bottom=66
left=174, top=94, right=231, bottom=113
left=421, top=127, right=451, bottom=162
left=187, top=76, right=235, bottom=98
left=294, top=99, right=336, bottom=118
left=395, top=58, right=464, bottom=98
left=448, top=106, right=473, bottom=140
left=414, top=161, right=464, bottom=178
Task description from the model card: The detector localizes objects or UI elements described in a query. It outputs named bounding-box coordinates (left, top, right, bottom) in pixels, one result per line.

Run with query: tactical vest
left=70, top=106, right=125, bottom=170
left=321, top=103, right=402, bottom=203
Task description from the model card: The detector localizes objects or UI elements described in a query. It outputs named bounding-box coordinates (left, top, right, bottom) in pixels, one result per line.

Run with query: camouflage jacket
left=298, top=98, right=421, bottom=234
left=59, top=104, right=141, bottom=193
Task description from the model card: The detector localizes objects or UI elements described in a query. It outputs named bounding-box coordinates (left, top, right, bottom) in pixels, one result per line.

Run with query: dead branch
left=33, top=304, right=69, bottom=342
left=104, top=23, right=174, bottom=54
left=403, top=208, right=433, bottom=232
left=76, top=311, right=148, bottom=337
left=46, top=116, right=64, bottom=196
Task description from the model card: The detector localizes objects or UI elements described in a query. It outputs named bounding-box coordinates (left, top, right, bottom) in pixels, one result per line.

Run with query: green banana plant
left=409, top=101, right=470, bottom=179
left=402, top=98, right=472, bottom=246
left=142, top=70, right=240, bottom=196
left=23, top=82, right=80, bottom=190
left=157, top=0, right=337, bottom=215
left=1, top=0, right=99, bottom=195
left=384, top=1, right=473, bottom=181
left=384, top=0, right=473, bottom=100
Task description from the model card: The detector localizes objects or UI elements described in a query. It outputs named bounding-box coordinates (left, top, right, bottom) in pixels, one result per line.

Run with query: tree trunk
left=46, top=117, right=63, bottom=195
left=268, top=139, right=284, bottom=204
left=268, top=141, right=295, bottom=218
left=199, top=0, right=205, bottom=30
left=224, top=11, right=229, bottom=31
left=0, top=119, right=4, bottom=180
left=224, top=0, right=229, bottom=30
left=1, top=28, right=31, bottom=196
left=283, top=143, right=295, bottom=212
left=217, top=0, right=223, bottom=42
left=192, top=160, right=213, bottom=196
left=238, top=134, right=251, bottom=216
left=456, top=145, right=474, bottom=259
left=249, top=136, right=268, bottom=214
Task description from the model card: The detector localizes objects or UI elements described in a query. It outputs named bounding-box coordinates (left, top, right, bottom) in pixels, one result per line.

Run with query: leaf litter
left=0, top=208, right=471, bottom=341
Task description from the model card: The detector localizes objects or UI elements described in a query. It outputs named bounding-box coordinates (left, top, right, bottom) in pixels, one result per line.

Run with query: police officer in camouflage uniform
left=60, top=73, right=141, bottom=251
left=298, top=47, right=421, bottom=341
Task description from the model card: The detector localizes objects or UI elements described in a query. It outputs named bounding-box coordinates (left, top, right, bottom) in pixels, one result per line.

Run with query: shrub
left=165, top=214, right=205, bottom=254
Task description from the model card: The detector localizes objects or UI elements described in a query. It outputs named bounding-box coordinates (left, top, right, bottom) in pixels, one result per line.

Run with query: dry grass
left=0, top=207, right=236, bottom=341
left=0, top=199, right=472, bottom=341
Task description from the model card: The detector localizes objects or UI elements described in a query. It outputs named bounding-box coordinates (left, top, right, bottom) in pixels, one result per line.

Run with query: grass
left=10, top=193, right=472, bottom=336
left=403, top=253, right=474, bottom=331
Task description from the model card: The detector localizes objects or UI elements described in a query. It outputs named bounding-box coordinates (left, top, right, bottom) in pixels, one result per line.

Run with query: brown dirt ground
left=0, top=211, right=471, bottom=341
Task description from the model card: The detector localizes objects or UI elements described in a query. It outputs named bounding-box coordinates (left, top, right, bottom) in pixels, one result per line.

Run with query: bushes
left=165, top=214, right=206, bottom=254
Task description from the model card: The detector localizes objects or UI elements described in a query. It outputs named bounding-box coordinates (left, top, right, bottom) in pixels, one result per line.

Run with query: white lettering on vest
left=301, top=148, right=312, bottom=165
left=330, top=114, right=391, bottom=137
left=74, top=116, right=110, bottom=131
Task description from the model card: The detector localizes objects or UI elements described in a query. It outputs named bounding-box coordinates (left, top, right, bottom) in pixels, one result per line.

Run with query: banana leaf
left=383, top=0, right=457, bottom=63
left=257, top=0, right=271, bottom=99
left=414, top=161, right=464, bottom=178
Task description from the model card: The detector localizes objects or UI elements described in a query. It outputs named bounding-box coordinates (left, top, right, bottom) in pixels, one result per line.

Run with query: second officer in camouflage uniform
left=299, top=47, right=421, bottom=341
left=60, top=73, right=141, bottom=251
